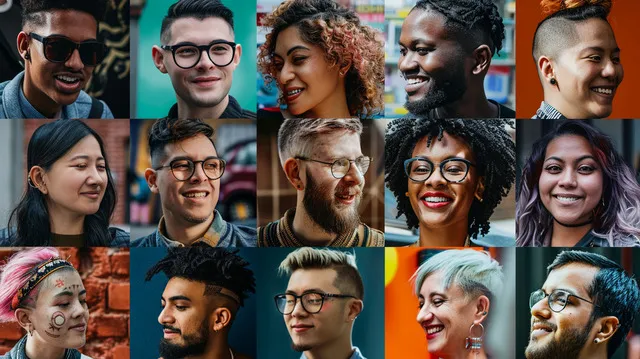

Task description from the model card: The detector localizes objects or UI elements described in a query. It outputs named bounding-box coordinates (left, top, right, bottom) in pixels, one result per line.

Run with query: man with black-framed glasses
left=258, top=119, right=384, bottom=247
left=525, top=250, right=640, bottom=359
left=0, top=0, right=114, bottom=119
left=132, top=118, right=256, bottom=247
left=151, top=0, right=255, bottom=120
left=276, top=247, right=368, bottom=359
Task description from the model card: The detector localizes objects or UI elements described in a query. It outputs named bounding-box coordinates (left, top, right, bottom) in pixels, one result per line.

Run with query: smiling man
left=152, top=0, right=255, bottom=120
left=398, top=0, right=514, bottom=119
left=132, top=118, right=256, bottom=247
left=257, top=119, right=384, bottom=247
left=0, top=0, right=113, bottom=119
left=146, top=247, right=255, bottom=359
left=526, top=250, right=640, bottom=359
left=275, top=247, right=366, bottom=359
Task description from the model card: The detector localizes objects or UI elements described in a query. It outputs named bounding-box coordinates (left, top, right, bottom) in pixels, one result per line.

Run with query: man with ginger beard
left=257, top=119, right=384, bottom=247
left=525, top=250, right=640, bottom=359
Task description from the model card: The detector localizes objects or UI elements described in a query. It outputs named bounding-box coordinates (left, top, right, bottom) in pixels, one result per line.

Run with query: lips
left=80, top=190, right=101, bottom=199
left=530, top=321, right=555, bottom=340
left=552, top=193, right=583, bottom=204
left=420, top=191, right=453, bottom=209
left=403, top=75, right=429, bottom=97
left=182, top=190, right=210, bottom=199
left=284, top=87, right=304, bottom=103
left=590, top=85, right=615, bottom=99
left=291, top=324, right=313, bottom=333
left=54, top=73, right=84, bottom=93
left=69, top=323, right=87, bottom=332
left=192, top=76, right=221, bottom=88
left=422, top=324, right=444, bottom=340
left=335, top=190, right=360, bottom=205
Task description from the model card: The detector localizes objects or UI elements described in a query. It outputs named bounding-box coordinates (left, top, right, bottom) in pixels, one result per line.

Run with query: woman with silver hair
left=413, top=249, right=504, bottom=359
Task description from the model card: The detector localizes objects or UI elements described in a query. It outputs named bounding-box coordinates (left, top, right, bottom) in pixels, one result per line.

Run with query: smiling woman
left=0, top=120, right=128, bottom=247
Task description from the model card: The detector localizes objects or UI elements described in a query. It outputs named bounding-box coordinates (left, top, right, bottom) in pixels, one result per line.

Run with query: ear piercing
left=550, top=78, right=557, bottom=85
left=27, top=177, right=37, bottom=188
left=594, top=338, right=601, bottom=344
left=405, top=192, right=409, bottom=197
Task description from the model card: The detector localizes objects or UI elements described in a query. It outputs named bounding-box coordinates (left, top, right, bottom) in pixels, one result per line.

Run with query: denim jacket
left=0, top=227, right=129, bottom=247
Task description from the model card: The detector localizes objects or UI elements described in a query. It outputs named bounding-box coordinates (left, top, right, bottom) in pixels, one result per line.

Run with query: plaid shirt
left=532, top=101, right=566, bottom=119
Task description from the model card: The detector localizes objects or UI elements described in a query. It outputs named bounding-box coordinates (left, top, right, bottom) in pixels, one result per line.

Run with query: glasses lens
left=44, top=37, right=75, bottom=62
left=529, top=290, right=544, bottom=309
left=276, top=294, right=295, bottom=314
left=442, top=160, right=469, bottom=182
left=79, top=42, right=106, bottom=66
left=548, top=291, right=569, bottom=312
left=170, top=160, right=194, bottom=181
left=208, top=42, right=234, bottom=66
left=407, top=160, right=433, bottom=182
left=174, top=45, right=201, bottom=68
left=332, top=158, right=351, bottom=178
left=302, top=293, right=324, bottom=313
left=203, top=158, right=225, bottom=179
left=356, top=157, right=371, bottom=175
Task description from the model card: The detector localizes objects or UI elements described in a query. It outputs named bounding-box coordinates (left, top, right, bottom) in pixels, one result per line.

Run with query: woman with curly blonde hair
left=258, top=0, right=384, bottom=119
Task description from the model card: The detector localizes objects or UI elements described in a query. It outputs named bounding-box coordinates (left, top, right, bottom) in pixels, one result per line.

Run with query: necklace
left=229, top=348, right=234, bottom=359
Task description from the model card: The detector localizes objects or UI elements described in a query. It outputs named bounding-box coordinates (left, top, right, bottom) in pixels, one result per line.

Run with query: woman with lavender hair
left=0, top=248, right=92, bottom=359
left=516, top=121, right=640, bottom=247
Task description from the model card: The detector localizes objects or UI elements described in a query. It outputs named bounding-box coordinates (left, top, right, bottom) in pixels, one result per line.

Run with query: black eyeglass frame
left=404, top=156, right=476, bottom=183
left=274, top=292, right=358, bottom=315
left=160, top=40, right=237, bottom=69
left=154, top=156, right=226, bottom=181
left=295, top=156, right=372, bottom=179
left=29, top=32, right=106, bottom=65
left=529, top=289, right=600, bottom=313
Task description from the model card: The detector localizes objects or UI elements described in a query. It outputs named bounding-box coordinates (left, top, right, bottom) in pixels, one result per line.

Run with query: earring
left=482, top=311, right=488, bottom=316
left=27, top=327, right=33, bottom=336
left=466, top=323, right=484, bottom=353
left=594, top=338, right=600, bottom=344
left=601, top=198, right=605, bottom=207
left=475, top=193, right=483, bottom=202
left=339, top=70, right=345, bottom=77
left=470, top=217, right=476, bottom=228
left=27, top=176, right=36, bottom=188
left=24, top=51, right=30, bottom=60
left=550, top=78, right=557, bottom=85
left=404, top=192, right=409, bottom=197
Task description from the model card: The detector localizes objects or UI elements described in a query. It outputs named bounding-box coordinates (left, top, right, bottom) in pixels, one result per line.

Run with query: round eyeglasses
left=274, top=292, right=357, bottom=315
left=529, top=289, right=599, bottom=313
left=295, top=156, right=372, bottom=179
left=155, top=157, right=226, bottom=181
left=404, top=157, right=475, bottom=183
left=161, top=40, right=236, bottom=69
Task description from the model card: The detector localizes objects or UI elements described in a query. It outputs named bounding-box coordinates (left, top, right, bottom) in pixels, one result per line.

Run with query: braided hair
left=385, top=119, right=515, bottom=238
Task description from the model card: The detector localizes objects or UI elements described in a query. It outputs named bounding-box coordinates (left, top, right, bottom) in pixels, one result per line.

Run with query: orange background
left=515, top=1, right=640, bottom=118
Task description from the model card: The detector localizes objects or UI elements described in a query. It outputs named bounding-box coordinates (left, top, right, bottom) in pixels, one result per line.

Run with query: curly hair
left=257, top=0, right=384, bottom=118
left=384, top=119, right=515, bottom=239
left=516, top=121, right=640, bottom=247
left=145, top=247, right=255, bottom=306
left=412, top=0, right=505, bottom=56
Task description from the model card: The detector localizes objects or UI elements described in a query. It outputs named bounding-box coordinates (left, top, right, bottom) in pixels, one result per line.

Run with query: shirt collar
left=156, top=209, right=227, bottom=247
left=300, top=347, right=365, bottom=359
left=533, top=101, right=566, bottom=120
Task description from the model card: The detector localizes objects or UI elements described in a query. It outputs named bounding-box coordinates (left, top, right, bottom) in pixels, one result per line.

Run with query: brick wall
left=23, top=119, right=129, bottom=224
left=0, top=248, right=130, bottom=359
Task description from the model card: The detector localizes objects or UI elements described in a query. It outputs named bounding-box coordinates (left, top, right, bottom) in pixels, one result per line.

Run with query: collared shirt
left=300, top=347, right=366, bottom=359
left=131, top=209, right=256, bottom=247
left=167, top=95, right=256, bottom=119
left=532, top=101, right=566, bottom=119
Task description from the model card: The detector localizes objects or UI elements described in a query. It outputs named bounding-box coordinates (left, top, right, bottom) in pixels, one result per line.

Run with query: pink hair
left=0, top=248, right=60, bottom=322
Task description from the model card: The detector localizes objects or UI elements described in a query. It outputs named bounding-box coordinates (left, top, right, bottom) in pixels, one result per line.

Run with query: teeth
left=427, top=326, right=444, bottom=335
left=406, top=78, right=425, bottom=85
left=287, top=89, right=303, bottom=96
left=423, top=196, right=451, bottom=203
left=555, top=196, right=579, bottom=202
left=184, top=192, right=207, bottom=198
left=337, top=194, right=354, bottom=199
left=592, top=87, right=612, bottom=95
left=56, top=75, right=80, bottom=83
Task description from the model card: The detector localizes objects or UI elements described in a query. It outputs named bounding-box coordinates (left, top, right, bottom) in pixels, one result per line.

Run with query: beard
left=404, top=61, right=467, bottom=116
left=292, top=343, right=313, bottom=352
left=525, top=326, right=591, bottom=359
left=302, top=173, right=361, bottom=235
left=158, top=321, right=209, bottom=359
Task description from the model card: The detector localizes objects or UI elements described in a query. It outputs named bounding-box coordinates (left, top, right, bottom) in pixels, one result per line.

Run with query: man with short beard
left=146, top=247, right=255, bottom=359
left=525, top=250, right=640, bottom=359
left=257, top=119, right=384, bottom=247
left=398, top=0, right=515, bottom=119
left=132, top=118, right=256, bottom=247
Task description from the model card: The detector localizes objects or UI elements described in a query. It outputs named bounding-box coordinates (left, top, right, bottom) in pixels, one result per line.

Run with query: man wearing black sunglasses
left=276, top=247, right=367, bottom=359
left=525, top=250, right=640, bottom=359
left=0, top=0, right=113, bottom=119
left=152, top=0, right=255, bottom=120
left=132, top=118, right=256, bottom=247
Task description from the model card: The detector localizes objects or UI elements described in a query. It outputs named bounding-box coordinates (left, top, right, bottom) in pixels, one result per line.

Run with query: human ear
left=538, top=56, right=556, bottom=85
left=473, top=295, right=490, bottom=324
left=475, top=177, right=485, bottom=202
left=144, top=168, right=159, bottom=194
left=15, top=308, right=34, bottom=333
left=283, top=158, right=304, bottom=191
left=152, top=45, right=168, bottom=74
left=233, top=44, right=242, bottom=66
left=29, top=166, right=48, bottom=194
left=593, top=316, right=619, bottom=345
left=346, top=299, right=363, bottom=322
left=17, top=31, right=31, bottom=62
left=212, top=307, right=232, bottom=332
left=472, top=44, right=492, bottom=75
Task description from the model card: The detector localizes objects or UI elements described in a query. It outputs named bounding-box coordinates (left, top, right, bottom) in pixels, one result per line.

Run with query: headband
left=10, top=258, right=74, bottom=310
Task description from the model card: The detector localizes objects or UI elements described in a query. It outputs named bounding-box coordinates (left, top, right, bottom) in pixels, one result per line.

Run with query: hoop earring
left=466, top=323, right=484, bottom=354
left=27, top=177, right=37, bottom=188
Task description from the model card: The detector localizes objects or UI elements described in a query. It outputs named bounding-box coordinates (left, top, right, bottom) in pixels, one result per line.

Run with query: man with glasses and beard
left=146, top=247, right=255, bottom=359
left=258, top=119, right=384, bottom=247
left=275, top=247, right=367, bottom=359
left=152, top=0, right=255, bottom=120
left=526, top=250, right=640, bottom=359
left=397, top=0, right=515, bottom=119
left=0, top=0, right=113, bottom=119
left=132, top=118, right=256, bottom=247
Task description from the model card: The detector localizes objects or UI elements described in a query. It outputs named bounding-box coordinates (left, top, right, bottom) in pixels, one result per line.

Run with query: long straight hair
left=8, top=120, right=116, bottom=246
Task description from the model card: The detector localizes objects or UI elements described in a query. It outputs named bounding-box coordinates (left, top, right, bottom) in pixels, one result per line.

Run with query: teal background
left=136, top=0, right=257, bottom=117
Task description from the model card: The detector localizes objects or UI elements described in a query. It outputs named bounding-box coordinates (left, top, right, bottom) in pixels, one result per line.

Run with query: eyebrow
left=285, top=288, right=326, bottom=295
left=166, top=295, right=192, bottom=302
left=69, top=155, right=105, bottom=162
left=286, top=45, right=310, bottom=56
left=543, top=155, right=596, bottom=163
left=54, top=289, right=86, bottom=298
left=581, top=46, right=620, bottom=53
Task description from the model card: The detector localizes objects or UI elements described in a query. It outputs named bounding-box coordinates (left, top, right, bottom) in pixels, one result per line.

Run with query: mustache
left=532, top=320, right=557, bottom=331
left=163, top=325, right=181, bottom=334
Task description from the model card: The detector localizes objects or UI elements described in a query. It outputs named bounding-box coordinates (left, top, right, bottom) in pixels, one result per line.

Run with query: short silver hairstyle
left=277, top=119, right=363, bottom=167
left=413, top=249, right=504, bottom=300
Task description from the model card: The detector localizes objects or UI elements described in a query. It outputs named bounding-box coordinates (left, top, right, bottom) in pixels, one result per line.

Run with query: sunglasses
left=29, top=33, right=107, bottom=66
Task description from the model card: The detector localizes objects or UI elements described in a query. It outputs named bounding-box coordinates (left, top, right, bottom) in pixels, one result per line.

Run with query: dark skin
left=398, top=9, right=498, bottom=118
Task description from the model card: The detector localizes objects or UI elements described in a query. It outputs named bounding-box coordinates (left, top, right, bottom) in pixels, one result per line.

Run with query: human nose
left=86, top=165, right=106, bottom=186
left=290, top=297, right=309, bottom=317
left=558, top=169, right=577, bottom=188
left=158, top=306, right=174, bottom=325
left=600, top=58, right=618, bottom=79
left=398, top=50, right=418, bottom=74
left=194, top=48, right=215, bottom=70
left=278, top=62, right=295, bottom=86
left=530, top=295, right=552, bottom=320
left=424, top=164, right=446, bottom=187
left=341, top=161, right=364, bottom=185
left=189, top=161, right=209, bottom=183
left=416, top=304, right=434, bottom=325
left=64, top=48, right=84, bottom=70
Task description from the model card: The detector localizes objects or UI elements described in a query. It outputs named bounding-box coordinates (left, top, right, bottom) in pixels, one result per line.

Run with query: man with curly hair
left=152, top=0, right=255, bottom=119
left=146, top=247, right=256, bottom=359
left=0, top=0, right=114, bottom=119
left=398, top=0, right=515, bottom=119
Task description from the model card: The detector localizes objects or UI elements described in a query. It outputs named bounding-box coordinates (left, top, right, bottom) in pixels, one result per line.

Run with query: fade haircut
left=411, top=0, right=505, bottom=56
left=532, top=2, right=611, bottom=63
left=277, top=119, right=363, bottom=167
left=160, top=0, right=235, bottom=44
left=22, top=0, right=107, bottom=29
left=148, top=118, right=217, bottom=168
left=547, top=250, right=640, bottom=358
left=279, top=247, right=364, bottom=300
left=413, top=249, right=503, bottom=301
left=145, top=247, right=256, bottom=307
